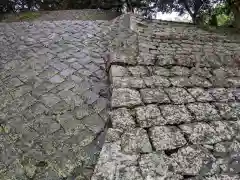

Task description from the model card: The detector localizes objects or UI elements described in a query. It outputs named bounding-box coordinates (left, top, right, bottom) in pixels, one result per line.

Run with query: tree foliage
left=0, top=0, right=239, bottom=28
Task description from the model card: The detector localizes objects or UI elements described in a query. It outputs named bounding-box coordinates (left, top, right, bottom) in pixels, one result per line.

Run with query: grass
left=1, top=11, right=41, bottom=22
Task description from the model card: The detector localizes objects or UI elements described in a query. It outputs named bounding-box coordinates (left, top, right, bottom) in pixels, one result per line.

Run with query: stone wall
left=92, top=14, right=240, bottom=180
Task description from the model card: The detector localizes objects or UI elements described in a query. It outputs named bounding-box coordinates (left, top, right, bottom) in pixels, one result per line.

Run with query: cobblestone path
left=92, top=15, right=240, bottom=179
left=0, top=20, right=114, bottom=179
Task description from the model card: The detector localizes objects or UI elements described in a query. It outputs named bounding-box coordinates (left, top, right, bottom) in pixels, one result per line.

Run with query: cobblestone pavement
left=92, top=15, right=240, bottom=180
left=0, top=20, right=115, bottom=179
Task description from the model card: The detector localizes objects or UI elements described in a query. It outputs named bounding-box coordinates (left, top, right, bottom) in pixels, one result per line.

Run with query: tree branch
left=181, top=0, right=193, bottom=18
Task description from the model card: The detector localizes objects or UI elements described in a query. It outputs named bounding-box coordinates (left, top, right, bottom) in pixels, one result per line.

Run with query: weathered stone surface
left=149, top=126, right=187, bottom=150
left=135, top=104, right=166, bottom=127
left=110, top=108, right=136, bottom=130
left=170, top=76, right=192, bottom=87
left=0, top=20, right=112, bottom=179
left=128, top=66, right=149, bottom=77
left=143, top=76, right=171, bottom=87
left=109, top=65, right=131, bottom=77
left=160, top=104, right=193, bottom=124
left=170, top=66, right=190, bottom=76
left=139, top=152, right=183, bottom=180
left=214, top=103, right=239, bottom=120
left=121, top=128, right=152, bottom=153
left=188, top=88, right=214, bottom=102
left=171, top=145, right=214, bottom=176
left=91, top=141, right=139, bottom=180
left=112, top=76, right=146, bottom=88
left=232, top=88, right=240, bottom=100
left=109, top=51, right=137, bottom=65
left=179, top=121, right=234, bottom=145
left=165, top=87, right=195, bottom=104
left=190, top=75, right=212, bottom=87
left=214, top=140, right=240, bottom=156
left=111, top=88, right=142, bottom=108
left=153, top=66, right=170, bottom=76
left=105, top=128, right=123, bottom=142
left=187, top=103, right=221, bottom=121
left=140, top=88, right=170, bottom=104
left=204, top=174, right=240, bottom=180
left=81, top=113, right=105, bottom=134
left=208, top=88, right=236, bottom=102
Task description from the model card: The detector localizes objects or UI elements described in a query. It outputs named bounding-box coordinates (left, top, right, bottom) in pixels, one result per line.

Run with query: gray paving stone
left=171, top=145, right=215, bottom=176
left=3, top=77, right=23, bottom=89
left=214, top=140, right=240, bottom=156
left=41, top=93, right=61, bottom=107
left=121, top=128, right=152, bottom=153
left=60, top=68, right=75, bottom=77
left=33, top=115, right=61, bottom=135
left=51, top=100, right=71, bottom=115
left=140, top=88, right=170, bottom=104
left=109, top=65, right=131, bottom=77
left=81, top=113, right=105, bottom=134
left=170, top=76, right=192, bottom=87
left=57, top=112, right=85, bottom=135
left=190, top=75, right=212, bottom=87
left=49, top=74, right=65, bottom=84
left=38, top=67, right=59, bottom=79
left=10, top=85, right=32, bottom=98
left=23, top=102, right=49, bottom=119
left=109, top=52, right=138, bottom=65
left=81, top=90, right=99, bottom=104
left=143, top=76, right=171, bottom=87
left=208, top=88, right=236, bottom=102
left=175, top=54, right=195, bottom=67
left=232, top=88, right=240, bottom=100
left=135, top=104, right=166, bottom=127
left=91, top=141, right=139, bottom=180
left=156, top=55, right=175, bottom=66
left=105, top=128, right=123, bottom=142
left=170, top=66, right=190, bottom=76
left=58, top=90, right=84, bottom=106
left=153, top=66, right=171, bottom=76
left=214, top=103, right=239, bottom=120
left=179, top=121, right=234, bottom=145
left=111, top=88, right=142, bottom=108
left=204, top=174, right=240, bottom=180
left=128, top=66, right=149, bottom=77
left=165, top=87, right=195, bottom=104
left=187, top=103, right=221, bottom=121
left=139, top=152, right=183, bottom=180
left=110, top=108, right=136, bottom=130
left=112, top=76, right=146, bottom=88
left=191, top=67, right=213, bottom=79
left=226, top=77, right=240, bottom=87
left=213, top=67, right=240, bottom=77
left=149, top=126, right=187, bottom=150
left=160, top=104, right=193, bottom=124
left=138, top=53, right=156, bottom=65
left=188, top=88, right=214, bottom=102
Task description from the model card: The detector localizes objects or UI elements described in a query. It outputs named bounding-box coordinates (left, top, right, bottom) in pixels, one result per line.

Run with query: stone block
left=149, top=126, right=186, bottom=150
left=111, top=88, right=142, bottom=108
left=140, top=88, right=170, bottom=104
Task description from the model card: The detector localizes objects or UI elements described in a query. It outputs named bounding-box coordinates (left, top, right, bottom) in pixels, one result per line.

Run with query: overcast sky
left=156, top=12, right=192, bottom=22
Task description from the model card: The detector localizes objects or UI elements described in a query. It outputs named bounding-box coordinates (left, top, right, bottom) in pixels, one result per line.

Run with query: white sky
left=156, top=12, right=192, bottom=22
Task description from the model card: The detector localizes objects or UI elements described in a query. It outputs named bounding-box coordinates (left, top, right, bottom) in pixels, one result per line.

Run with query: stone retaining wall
left=92, top=14, right=240, bottom=180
